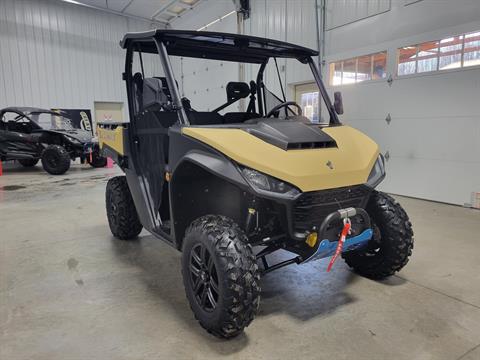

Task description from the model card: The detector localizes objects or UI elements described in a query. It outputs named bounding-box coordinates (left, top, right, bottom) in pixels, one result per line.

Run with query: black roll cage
left=122, top=31, right=340, bottom=130
left=0, top=108, right=74, bottom=131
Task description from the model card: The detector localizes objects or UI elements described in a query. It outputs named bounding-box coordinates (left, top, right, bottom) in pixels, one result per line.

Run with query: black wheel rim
left=189, top=243, right=219, bottom=312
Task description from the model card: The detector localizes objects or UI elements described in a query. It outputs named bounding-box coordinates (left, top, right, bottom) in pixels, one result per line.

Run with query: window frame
left=396, top=29, right=480, bottom=78
left=328, top=50, right=387, bottom=87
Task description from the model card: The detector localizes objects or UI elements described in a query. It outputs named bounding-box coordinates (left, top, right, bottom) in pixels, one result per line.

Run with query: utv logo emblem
left=326, top=160, right=334, bottom=170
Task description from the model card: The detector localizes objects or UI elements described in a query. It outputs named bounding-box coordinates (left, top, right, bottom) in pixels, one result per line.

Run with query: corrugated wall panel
left=326, top=0, right=391, bottom=30
left=245, top=0, right=318, bottom=98
left=285, top=0, right=317, bottom=89
left=0, top=0, right=162, bottom=117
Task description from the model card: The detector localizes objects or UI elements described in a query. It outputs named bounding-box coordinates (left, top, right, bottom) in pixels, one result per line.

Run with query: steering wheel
left=266, top=101, right=302, bottom=118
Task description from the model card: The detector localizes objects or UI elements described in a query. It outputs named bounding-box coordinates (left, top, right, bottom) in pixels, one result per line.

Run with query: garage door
left=328, top=64, right=480, bottom=206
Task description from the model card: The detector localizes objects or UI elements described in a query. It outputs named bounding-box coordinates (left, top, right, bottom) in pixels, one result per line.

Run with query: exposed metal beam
left=121, top=0, right=134, bottom=13
left=58, top=0, right=168, bottom=26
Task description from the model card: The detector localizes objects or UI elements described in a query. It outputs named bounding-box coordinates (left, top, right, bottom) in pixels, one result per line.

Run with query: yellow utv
left=98, top=30, right=414, bottom=338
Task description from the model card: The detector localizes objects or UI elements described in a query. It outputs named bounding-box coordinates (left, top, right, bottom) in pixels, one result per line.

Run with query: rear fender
left=97, top=123, right=129, bottom=168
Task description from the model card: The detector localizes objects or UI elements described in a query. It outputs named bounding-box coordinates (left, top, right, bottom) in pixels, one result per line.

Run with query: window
left=464, top=31, right=480, bottom=67
left=397, top=30, right=480, bottom=76
left=300, top=92, right=319, bottom=122
left=329, top=51, right=387, bottom=86
left=295, top=83, right=321, bottom=123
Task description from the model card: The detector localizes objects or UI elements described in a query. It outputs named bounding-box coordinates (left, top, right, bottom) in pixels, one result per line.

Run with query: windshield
left=29, top=112, right=75, bottom=130
left=169, top=56, right=331, bottom=124
left=129, top=47, right=334, bottom=125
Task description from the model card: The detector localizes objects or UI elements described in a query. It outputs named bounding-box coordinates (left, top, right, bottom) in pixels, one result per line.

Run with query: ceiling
left=64, top=0, right=202, bottom=26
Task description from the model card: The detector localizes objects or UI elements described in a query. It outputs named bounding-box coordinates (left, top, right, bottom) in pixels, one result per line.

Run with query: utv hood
left=182, top=124, right=379, bottom=192
left=47, top=129, right=94, bottom=143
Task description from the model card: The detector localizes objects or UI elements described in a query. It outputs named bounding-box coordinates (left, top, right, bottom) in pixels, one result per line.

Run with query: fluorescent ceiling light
left=197, top=10, right=236, bottom=31
left=169, top=4, right=187, bottom=14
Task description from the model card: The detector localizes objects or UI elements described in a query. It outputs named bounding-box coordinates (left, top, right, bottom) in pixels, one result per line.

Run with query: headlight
left=241, top=167, right=300, bottom=198
left=366, top=154, right=386, bottom=188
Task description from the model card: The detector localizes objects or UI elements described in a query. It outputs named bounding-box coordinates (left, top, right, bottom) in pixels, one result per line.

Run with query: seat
left=139, top=76, right=180, bottom=163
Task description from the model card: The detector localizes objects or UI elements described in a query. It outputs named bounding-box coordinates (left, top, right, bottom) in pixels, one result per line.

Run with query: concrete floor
left=1, top=161, right=479, bottom=360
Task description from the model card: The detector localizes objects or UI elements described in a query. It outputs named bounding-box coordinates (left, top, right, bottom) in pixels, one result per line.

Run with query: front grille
left=293, top=185, right=370, bottom=232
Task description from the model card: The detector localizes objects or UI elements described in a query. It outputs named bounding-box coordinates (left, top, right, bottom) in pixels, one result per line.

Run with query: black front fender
left=172, top=150, right=249, bottom=190
left=170, top=150, right=251, bottom=248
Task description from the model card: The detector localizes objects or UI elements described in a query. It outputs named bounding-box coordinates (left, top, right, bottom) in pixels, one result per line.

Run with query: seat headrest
left=226, top=82, right=250, bottom=101
left=153, top=77, right=180, bottom=101
left=133, top=72, right=143, bottom=90
left=143, top=78, right=168, bottom=111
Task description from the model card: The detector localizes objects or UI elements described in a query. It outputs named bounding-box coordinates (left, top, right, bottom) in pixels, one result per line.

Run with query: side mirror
left=334, top=91, right=344, bottom=115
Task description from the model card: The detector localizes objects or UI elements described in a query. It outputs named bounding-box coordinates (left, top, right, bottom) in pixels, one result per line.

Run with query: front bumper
left=301, top=207, right=372, bottom=263
left=290, top=184, right=371, bottom=241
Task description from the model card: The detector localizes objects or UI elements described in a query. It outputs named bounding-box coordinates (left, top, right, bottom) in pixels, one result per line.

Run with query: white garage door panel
left=338, top=82, right=394, bottom=120
left=380, top=156, right=480, bottom=206
left=390, top=70, right=480, bottom=119
left=182, top=60, right=237, bottom=111
left=348, top=116, right=480, bottom=164
left=335, top=65, right=480, bottom=205
left=335, top=68, right=480, bottom=121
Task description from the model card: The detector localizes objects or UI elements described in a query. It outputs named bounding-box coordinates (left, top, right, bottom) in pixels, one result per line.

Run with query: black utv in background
left=0, top=107, right=106, bottom=175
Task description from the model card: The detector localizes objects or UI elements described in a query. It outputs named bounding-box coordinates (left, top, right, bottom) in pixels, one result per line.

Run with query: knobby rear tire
left=105, top=176, right=143, bottom=240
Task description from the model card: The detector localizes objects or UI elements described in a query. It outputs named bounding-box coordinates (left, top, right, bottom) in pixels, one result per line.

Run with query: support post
left=154, top=39, right=189, bottom=125
left=237, top=11, right=246, bottom=112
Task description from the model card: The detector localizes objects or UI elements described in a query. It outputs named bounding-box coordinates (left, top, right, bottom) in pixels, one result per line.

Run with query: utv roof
left=121, top=29, right=319, bottom=63
left=0, top=107, right=69, bottom=118
left=1, top=107, right=55, bottom=114
left=0, top=107, right=68, bottom=117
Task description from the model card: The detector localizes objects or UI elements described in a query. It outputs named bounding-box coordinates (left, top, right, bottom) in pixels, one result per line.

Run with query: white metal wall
left=325, top=0, right=391, bottom=30
left=0, top=0, right=162, bottom=118
left=245, top=0, right=318, bottom=98
left=170, top=0, right=237, bottom=111
left=244, top=0, right=480, bottom=206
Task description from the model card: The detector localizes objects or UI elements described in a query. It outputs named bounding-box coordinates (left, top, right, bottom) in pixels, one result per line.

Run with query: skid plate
left=303, top=228, right=373, bottom=263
